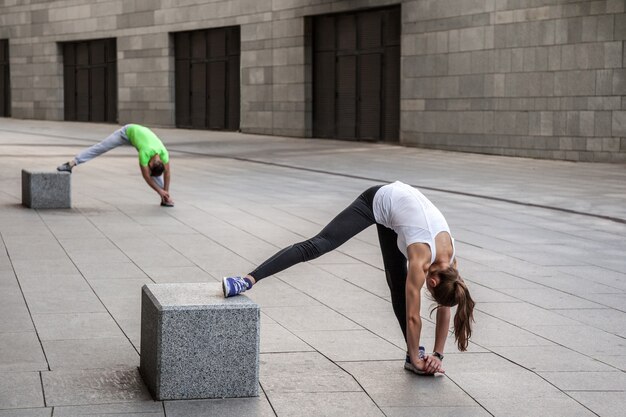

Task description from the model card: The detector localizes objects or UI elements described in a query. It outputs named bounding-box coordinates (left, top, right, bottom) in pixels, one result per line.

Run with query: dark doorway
left=0, top=39, right=10, bottom=117
left=63, top=38, right=117, bottom=123
left=174, top=26, right=240, bottom=130
left=312, top=6, right=400, bottom=142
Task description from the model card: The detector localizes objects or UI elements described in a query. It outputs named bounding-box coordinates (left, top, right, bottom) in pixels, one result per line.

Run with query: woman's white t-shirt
left=373, top=181, right=455, bottom=263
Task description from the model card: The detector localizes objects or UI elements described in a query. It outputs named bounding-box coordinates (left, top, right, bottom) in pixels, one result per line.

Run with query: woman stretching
left=223, top=181, right=474, bottom=375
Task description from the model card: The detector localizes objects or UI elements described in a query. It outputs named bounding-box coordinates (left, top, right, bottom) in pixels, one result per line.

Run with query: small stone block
left=140, top=283, right=260, bottom=400
left=21, top=170, right=71, bottom=209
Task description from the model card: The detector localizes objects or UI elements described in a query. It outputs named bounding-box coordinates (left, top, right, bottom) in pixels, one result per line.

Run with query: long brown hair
left=430, top=266, right=475, bottom=351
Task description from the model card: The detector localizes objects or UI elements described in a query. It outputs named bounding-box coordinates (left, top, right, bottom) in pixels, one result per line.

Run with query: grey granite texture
left=140, top=283, right=260, bottom=400
left=21, top=170, right=71, bottom=209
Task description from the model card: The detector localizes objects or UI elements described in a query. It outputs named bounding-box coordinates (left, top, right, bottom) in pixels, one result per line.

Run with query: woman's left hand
left=423, top=354, right=445, bottom=374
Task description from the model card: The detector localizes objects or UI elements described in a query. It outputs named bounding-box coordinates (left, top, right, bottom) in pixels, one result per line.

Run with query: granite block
left=140, top=283, right=259, bottom=400
left=21, top=170, right=71, bottom=209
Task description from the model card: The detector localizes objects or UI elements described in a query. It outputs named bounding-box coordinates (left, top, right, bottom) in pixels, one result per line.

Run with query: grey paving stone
left=0, top=332, right=47, bottom=372
left=469, top=312, right=553, bottom=348
left=553, top=266, right=625, bottom=290
left=296, top=330, right=404, bottom=362
left=127, top=250, right=194, bottom=269
left=57, top=237, right=118, bottom=253
left=569, top=391, right=626, bottom=417
left=601, top=355, right=626, bottom=371
left=41, top=368, right=152, bottom=406
left=32, top=312, right=125, bottom=341
left=284, top=274, right=392, bottom=313
left=340, top=360, right=476, bottom=407
left=524, top=325, right=626, bottom=356
left=140, top=283, right=259, bottom=400
left=462, top=270, right=545, bottom=289
left=0, top=372, right=44, bottom=409
left=578, top=292, right=626, bottom=311
left=538, top=370, right=626, bottom=391
left=260, top=316, right=312, bottom=354
left=50, top=402, right=163, bottom=417
left=317, top=263, right=390, bottom=299
left=23, top=289, right=106, bottom=315
left=381, top=406, right=490, bottom=417
left=262, top=305, right=361, bottom=332
left=18, top=273, right=92, bottom=294
left=41, top=221, right=102, bottom=240
left=3, top=239, right=68, bottom=261
left=98, top=296, right=142, bottom=347
left=260, top=351, right=361, bottom=393
left=22, top=170, right=71, bottom=209
left=498, top=287, right=604, bottom=309
left=68, top=249, right=130, bottom=266
left=77, top=262, right=147, bottom=280
left=89, top=278, right=152, bottom=299
left=490, top=346, right=614, bottom=372
left=445, top=353, right=567, bottom=400
left=11, top=259, right=78, bottom=279
left=42, top=338, right=139, bottom=370
left=477, top=302, right=580, bottom=326
left=554, top=308, right=626, bottom=337
left=341, top=309, right=406, bottom=348
left=2, top=119, right=626, bottom=413
left=164, top=397, right=274, bottom=417
left=479, top=395, right=597, bottom=417
left=0, top=409, right=51, bottom=417
left=536, top=274, right=621, bottom=297
left=245, top=279, right=320, bottom=308
left=0, top=299, right=34, bottom=333
left=141, top=265, right=214, bottom=283
left=269, top=392, right=384, bottom=417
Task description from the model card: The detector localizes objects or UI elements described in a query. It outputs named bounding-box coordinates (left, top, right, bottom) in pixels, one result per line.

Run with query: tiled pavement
left=0, top=119, right=625, bottom=417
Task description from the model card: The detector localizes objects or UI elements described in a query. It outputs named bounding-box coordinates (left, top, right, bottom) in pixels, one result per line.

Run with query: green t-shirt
left=125, top=124, right=169, bottom=167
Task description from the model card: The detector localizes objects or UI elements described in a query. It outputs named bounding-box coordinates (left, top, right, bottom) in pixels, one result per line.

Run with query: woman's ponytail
left=453, top=279, right=475, bottom=351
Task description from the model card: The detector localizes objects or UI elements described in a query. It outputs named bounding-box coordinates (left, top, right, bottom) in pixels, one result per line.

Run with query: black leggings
left=249, top=185, right=409, bottom=340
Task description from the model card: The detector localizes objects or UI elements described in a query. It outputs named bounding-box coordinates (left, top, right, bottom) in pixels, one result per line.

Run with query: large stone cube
left=21, top=170, right=71, bottom=209
left=140, top=283, right=259, bottom=400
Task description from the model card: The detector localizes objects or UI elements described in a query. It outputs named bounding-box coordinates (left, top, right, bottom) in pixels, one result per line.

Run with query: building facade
left=0, top=0, right=625, bottom=162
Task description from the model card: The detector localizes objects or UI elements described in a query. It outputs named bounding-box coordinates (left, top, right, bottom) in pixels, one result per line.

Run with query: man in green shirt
left=57, top=124, right=174, bottom=206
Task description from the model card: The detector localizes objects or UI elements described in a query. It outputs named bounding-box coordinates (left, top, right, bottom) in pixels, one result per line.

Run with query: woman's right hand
left=423, top=354, right=445, bottom=374
left=407, top=356, right=444, bottom=375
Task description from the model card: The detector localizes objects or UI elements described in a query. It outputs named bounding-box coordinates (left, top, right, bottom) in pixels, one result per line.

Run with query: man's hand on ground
left=158, top=189, right=170, bottom=200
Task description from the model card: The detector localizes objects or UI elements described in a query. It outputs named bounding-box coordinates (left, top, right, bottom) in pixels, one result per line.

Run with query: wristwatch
left=432, top=351, right=444, bottom=361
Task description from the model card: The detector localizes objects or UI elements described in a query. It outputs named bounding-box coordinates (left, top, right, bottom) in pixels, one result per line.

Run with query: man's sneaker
left=57, top=162, right=73, bottom=173
left=222, top=276, right=251, bottom=298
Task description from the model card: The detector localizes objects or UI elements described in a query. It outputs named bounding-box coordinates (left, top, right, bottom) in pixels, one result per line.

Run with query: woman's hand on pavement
left=423, top=354, right=445, bottom=374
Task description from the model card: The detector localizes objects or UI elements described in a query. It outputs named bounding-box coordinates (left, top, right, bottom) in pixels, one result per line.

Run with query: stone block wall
left=401, top=0, right=626, bottom=162
left=1, top=0, right=625, bottom=161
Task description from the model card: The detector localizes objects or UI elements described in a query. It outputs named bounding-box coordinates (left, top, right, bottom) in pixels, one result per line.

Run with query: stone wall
left=0, top=0, right=624, bottom=161
left=401, top=0, right=626, bottom=162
